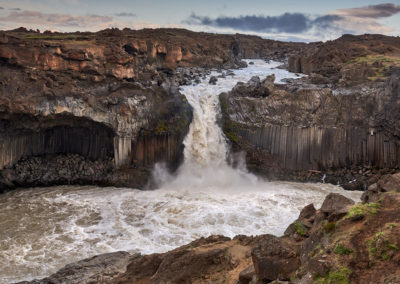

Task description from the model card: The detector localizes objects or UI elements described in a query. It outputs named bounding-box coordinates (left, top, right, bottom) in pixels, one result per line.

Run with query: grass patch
left=367, top=231, right=399, bottom=261
left=313, top=267, right=352, bottom=284
left=323, top=222, right=337, bottom=234
left=294, top=222, right=308, bottom=236
left=344, top=203, right=380, bottom=220
left=346, top=54, right=400, bottom=81
left=334, top=244, right=353, bottom=255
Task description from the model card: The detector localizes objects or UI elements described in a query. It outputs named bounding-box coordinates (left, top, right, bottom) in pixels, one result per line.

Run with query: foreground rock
left=18, top=252, right=132, bottom=284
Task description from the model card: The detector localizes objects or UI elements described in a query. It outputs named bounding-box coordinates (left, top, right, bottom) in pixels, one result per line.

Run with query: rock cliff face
left=220, top=72, right=400, bottom=189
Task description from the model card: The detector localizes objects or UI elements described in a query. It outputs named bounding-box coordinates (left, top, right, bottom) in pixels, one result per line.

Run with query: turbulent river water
left=0, top=60, right=362, bottom=283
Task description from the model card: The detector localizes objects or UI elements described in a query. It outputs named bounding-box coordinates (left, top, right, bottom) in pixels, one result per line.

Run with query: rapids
left=0, top=60, right=362, bottom=283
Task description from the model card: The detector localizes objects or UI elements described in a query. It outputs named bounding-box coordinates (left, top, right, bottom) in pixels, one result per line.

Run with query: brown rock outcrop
left=288, top=34, right=400, bottom=86
left=251, top=235, right=300, bottom=282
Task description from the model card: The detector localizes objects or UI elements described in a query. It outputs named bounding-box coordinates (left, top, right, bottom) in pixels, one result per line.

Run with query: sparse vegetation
left=344, top=203, right=380, bottom=220
left=224, top=130, right=239, bottom=143
left=156, top=121, right=168, bottom=134
left=334, top=244, right=353, bottom=255
left=294, top=222, right=308, bottom=236
left=367, top=231, right=399, bottom=261
left=313, top=267, right=352, bottom=284
left=346, top=54, right=400, bottom=81
left=25, top=34, right=94, bottom=41
left=323, top=221, right=336, bottom=233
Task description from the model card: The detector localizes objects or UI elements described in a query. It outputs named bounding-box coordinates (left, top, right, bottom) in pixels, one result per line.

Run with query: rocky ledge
left=18, top=173, right=400, bottom=284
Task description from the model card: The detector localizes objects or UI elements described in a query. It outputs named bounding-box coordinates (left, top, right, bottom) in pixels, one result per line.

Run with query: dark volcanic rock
left=319, top=193, right=355, bottom=219
left=362, top=172, right=400, bottom=202
left=209, top=76, right=218, bottom=85
left=251, top=235, right=300, bottom=282
left=19, top=251, right=132, bottom=284
left=220, top=69, right=400, bottom=187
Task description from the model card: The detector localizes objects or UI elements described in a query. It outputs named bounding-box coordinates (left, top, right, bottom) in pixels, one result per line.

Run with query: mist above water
left=0, top=60, right=362, bottom=283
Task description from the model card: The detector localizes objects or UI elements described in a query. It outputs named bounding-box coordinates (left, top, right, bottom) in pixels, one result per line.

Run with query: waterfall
left=154, top=60, right=296, bottom=189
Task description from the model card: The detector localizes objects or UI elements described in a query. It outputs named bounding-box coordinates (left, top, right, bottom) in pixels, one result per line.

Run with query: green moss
left=313, top=267, right=352, bottom=284
left=219, top=98, right=228, bottom=113
left=344, top=203, right=380, bottom=220
left=334, top=244, right=353, bottom=255
left=224, top=130, right=239, bottom=143
left=323, top=222, right=337, bottom=233
left=309, top=244, right=324, bottom=258
left=294, top=222, right=308, bottom=236
left=156, top=121, right=168, bottom=134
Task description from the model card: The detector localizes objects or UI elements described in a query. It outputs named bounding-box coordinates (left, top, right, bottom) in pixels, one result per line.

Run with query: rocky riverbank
left=18, top=173, right=400, bottom=284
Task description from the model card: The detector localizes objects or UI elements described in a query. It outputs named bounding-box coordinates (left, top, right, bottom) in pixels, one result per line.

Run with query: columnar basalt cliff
left=221, top=69, right=400, bottom=189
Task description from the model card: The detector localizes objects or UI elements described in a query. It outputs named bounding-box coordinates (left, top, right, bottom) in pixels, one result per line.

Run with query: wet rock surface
left=17, top=252, right=132, bottom=284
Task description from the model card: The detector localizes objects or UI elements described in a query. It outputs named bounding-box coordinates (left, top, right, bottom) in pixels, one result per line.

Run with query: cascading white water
left=0, top=60, right=362, bottom=283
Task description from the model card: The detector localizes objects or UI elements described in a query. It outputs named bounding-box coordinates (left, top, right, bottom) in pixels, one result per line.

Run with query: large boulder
left=362, top=172, right=400, bottom=203
left=284, top=204, right=316, bottom=238
left=318, top=193, right=355, bottom=221
left=251, top=235, right=300, bottom=282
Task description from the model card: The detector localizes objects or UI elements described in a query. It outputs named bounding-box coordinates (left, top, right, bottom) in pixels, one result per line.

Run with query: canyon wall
left=237, top=126, right=399, bottom=170
left=221, top=73, right=400, bottom=188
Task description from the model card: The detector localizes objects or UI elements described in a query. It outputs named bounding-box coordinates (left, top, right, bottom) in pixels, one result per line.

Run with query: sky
left=0, top=0, right=400, bottom=41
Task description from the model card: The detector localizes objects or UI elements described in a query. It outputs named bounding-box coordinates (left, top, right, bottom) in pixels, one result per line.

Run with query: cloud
left=115, top=12, right=136, bottom=17
left=185, top=13, right=341, bottom=34
left=327, top=3, right=400, bottom=36
left=335, top=3, right=400, bottom=18
left=184, top=3, right=400, bottom=41
left=9, top=8, right=21, bottom=11
left=0, top=7, right=4, bottom=10
left=0, top=10, right=113, bottom=28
